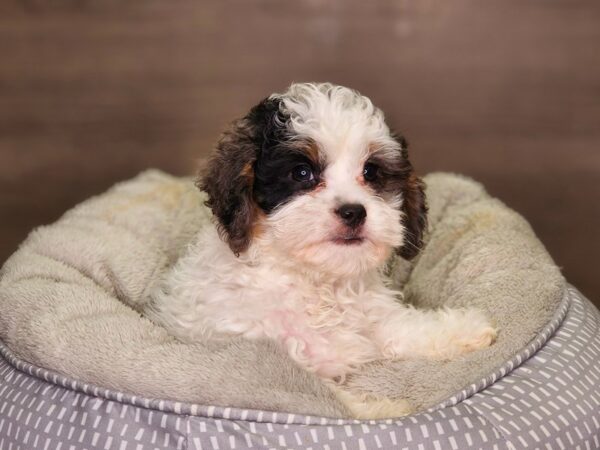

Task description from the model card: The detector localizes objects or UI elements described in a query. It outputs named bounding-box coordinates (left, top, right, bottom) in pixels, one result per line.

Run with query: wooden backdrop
left=1, top=0, right=599, bottom=305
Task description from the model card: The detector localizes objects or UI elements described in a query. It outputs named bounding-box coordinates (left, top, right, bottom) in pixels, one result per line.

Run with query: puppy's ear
left=198, top=98, right=281, bottom=255
left=395, top=136, right=428, bottom=260
left=198, top=118, right=257, bottom=255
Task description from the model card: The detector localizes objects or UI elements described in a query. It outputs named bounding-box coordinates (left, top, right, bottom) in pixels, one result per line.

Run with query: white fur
left=147, top=83, right=497, bottom=419
left=265, top=83, right=406, bottom=277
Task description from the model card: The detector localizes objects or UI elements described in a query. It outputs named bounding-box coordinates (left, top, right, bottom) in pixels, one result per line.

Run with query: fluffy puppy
left=148, top=82, right=497, bottom=419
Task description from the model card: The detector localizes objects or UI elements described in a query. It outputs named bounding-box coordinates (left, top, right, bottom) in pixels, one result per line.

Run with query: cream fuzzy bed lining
left=0, top=170, right=565, bottom=418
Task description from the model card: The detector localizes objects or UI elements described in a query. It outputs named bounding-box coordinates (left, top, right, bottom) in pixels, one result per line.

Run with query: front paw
left=377, top=307, right=498, bottom=360
left=448, top=324, right=497, bottom=356
left=433, top=310, right=498, bottom=359
left=329, top=384, right=413, bottom=419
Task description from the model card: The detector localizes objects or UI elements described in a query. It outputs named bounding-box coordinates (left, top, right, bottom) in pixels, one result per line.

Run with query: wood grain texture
left=1, top=0, right=599, bottom=304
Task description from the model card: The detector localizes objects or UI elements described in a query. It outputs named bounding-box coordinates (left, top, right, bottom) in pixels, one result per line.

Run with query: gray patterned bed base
left=1, top=286, right=599, bottom=450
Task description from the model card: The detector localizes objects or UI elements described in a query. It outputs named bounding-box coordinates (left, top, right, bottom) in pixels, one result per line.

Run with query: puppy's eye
left=363, top=162, right=379, bottom=182
left=291, top=164, right=314, bottom=182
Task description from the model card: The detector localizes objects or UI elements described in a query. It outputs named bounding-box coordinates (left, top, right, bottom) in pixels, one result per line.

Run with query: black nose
left=335, top=203, right=367, bottom=228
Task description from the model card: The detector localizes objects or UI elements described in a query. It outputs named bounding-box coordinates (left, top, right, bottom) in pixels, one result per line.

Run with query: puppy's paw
left=451, top=324, right=497, bottom=355
left=433, top=309, right=498, bottom=359
left=375, top=307, right=497, bottom=361
left=331, top=386, right=413, bottom=419
left=352, top=396, right=413, bottom=420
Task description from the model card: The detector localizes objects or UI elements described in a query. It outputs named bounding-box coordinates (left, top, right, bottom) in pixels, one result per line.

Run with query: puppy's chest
left=259, top=282, right=374, bottom=340
left=259, top=285, right=383, bottom=378
left=303, top=289, right=369, bottom=331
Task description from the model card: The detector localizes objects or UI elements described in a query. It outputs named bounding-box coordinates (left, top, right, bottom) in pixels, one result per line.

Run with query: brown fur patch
left=198, top=116, right=260, bottom=255
left=364, top=138, right=428, bottom=259
left=303, top=140, right=322, bottom=166
left=288, top=138, right=323, bottom=168
left=249, top=207, right=267, bottom=240
left=398, top=172, right=427, bottom=260
left=240, top=162, right=254, bottom=180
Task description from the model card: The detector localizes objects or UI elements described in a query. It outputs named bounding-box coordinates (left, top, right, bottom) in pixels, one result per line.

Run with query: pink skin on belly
left=269, top=310, right=314, bottom=356
left=267, top=309, right=348, bottom=378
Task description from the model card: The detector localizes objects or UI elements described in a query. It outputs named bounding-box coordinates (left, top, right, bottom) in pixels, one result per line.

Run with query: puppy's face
left=201, top=83, right=426, bottom=277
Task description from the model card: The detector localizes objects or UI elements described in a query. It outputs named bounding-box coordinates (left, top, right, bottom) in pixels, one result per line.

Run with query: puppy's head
left=200, top=83, right=427, bottom=277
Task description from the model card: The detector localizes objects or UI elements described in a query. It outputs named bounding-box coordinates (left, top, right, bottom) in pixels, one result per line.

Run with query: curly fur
left=148, top=83, right=496, bottom=419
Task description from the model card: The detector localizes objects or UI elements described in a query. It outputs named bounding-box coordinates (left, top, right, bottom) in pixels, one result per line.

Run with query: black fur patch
left=254, top=139, right=322, bottom=213
left=199, top=97, right=322, bottom=253
left=246, top=99, right=323, bottom=213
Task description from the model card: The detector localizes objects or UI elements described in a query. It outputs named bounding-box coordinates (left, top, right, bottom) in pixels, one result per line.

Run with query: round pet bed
left=0, top=170, right=598, bottom=449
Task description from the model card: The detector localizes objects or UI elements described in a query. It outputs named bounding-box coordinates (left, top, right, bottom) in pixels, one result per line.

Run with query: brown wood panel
left=1, top=0, right=599, bottom=304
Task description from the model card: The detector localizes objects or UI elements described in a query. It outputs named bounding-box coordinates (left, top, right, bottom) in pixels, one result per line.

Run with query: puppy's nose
left=335, top=203, right=367, bottom=228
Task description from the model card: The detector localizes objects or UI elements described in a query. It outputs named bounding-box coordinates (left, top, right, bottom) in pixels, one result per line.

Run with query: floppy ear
left=198, top=97, right=282, bottom=255
left=395, top=137, right=428, bottom=260
left=198, top=116, right=259, bottom=255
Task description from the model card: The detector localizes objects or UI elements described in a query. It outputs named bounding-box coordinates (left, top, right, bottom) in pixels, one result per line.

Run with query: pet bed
left=0, top=170, right=598, bottom=449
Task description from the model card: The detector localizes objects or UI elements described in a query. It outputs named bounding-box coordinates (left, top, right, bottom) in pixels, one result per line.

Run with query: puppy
left=148, top=83, right=497, bottom=419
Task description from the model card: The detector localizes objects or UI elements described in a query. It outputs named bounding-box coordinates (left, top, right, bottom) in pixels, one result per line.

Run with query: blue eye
left=363, top=162, right=379, bottom=182
left=291, top=164, right=314, bottom=182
